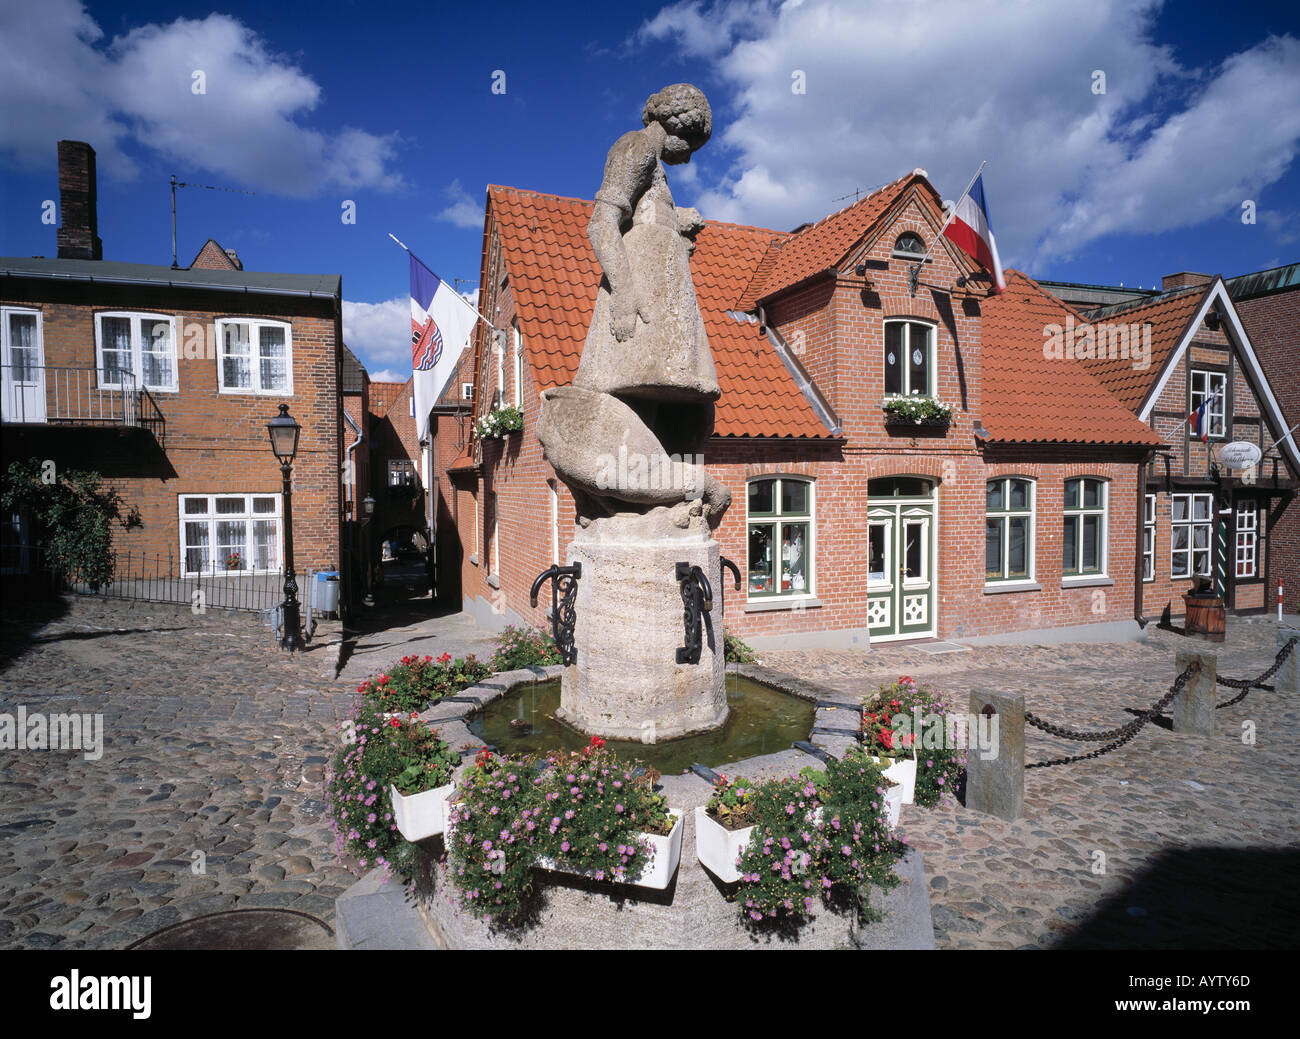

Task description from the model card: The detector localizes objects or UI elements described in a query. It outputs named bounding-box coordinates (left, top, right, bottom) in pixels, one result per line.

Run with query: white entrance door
left=866, top=478, right=937, bottom=641
left=1, top=309, right=46, bottom=424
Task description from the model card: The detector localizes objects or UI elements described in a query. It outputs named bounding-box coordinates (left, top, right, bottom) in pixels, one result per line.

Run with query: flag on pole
left=942, top=173, right=1006, bottom=294
left=410, top=252, right=477, bottom=442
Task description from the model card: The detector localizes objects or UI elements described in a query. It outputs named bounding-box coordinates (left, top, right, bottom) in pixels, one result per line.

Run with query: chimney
left=57, top=140, right=103, bottom=260
left=1162, top=271, right=1211, bottom=291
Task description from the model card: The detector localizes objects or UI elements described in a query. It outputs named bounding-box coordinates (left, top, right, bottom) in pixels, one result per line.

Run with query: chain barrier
left=1024, top=662, right=1199, bottom=769
left=1213, top=637, right=1296, bottom=708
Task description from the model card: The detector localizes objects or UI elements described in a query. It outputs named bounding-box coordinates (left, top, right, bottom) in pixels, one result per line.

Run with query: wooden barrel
left=1184, top=592, right=1226, bottom=642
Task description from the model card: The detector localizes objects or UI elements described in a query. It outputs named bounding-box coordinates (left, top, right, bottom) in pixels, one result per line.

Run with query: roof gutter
left=1, top=269, right=339, bottom=299
left=342, top=408, right=363, bottom=507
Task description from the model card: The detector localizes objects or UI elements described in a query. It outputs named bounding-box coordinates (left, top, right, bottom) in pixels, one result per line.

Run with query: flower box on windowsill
left=535, top=810, right=683, bottom=890
left=389, top=781, right=457, bottom=842
left=884, top=413, right=950, bottom=430
left=694, top=806, right=754, bottom=884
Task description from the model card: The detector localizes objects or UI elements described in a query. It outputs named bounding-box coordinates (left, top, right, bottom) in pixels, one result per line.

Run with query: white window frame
left=1062, top=477, right=1108, bottom=582
left=496, top=332, right=506, bottom=406
left=745, top=476, right=816, bottom=601
left=1171, top=492, right=1214, bottom=579
left=215, top=318, right=294, bottom=396
left=985, top=477, right=1036, bottom=586
left=883, top=318, right=935, bottom=398
left=1189, top=369, right=1226, bottom=440
left=1142, top=494, right=1156, bottom=582
left=2, top=306, right=44, bottom=376
left=178, top=493, right=282, bottom=577
left=1234, top=500, right=1257, bottom=579
left=94, top=311, right=178, bottom=392
left=513, top=324, right=524, bottom=408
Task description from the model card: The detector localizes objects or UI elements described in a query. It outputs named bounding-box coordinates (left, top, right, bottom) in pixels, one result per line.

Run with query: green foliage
left=863, top=676, right=966, bottom=808
left=883, top=396, right=953, bottom=422
left=356, top=652, right=490, bottom=713
left=723, top=630, right=758, bottom=664
left=1, top=458, right=135, bottom=591
left=325, top=703, right=458, bottom=878
left=705, top=773, right=760, bottom=828
left=491, top=625, right=561, bottom=669
left=733, top=748, right=902, bottom=925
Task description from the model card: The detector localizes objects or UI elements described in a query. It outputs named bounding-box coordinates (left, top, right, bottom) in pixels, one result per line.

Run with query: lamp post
left=362, top=495, right=376, bottom=607
left=267, top=403, right=304, bottom=651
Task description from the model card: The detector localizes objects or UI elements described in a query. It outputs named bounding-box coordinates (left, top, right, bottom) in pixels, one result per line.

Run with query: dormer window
left=884, top=320, right=934, bottom=397
left=892, top=232, right=925, bottom=258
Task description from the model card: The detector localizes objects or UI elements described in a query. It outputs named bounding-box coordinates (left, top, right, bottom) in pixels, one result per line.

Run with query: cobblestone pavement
left=3, top=595, right=1296, bottom=950
left=0, top=597, right=361, bottom=950
left=761, top=618, right=1300, bottom=949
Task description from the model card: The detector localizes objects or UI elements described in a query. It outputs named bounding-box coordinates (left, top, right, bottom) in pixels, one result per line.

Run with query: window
left=985, top=478, right=1034, bottom=582
left=461, top=382, right=474, bottom=401
left=388, top=459, right=418, bottom=489
left=884, top=320, right=933, bottom=397
left=1171, top=492, right=1213, bottom=578
left=179, top=494, right=280, bottom=576
left=893, top=232, right=925, bottom=257
left=496, top=331, right=506, bottom=405
left=216, top=319, right=292, bottom=395
left=95, top=312, right=177, bottom=391
left=1143, top=494, right=1156, bottom=582
left=747, top=477, right=813, bottom=598
left=1063, top=478, right=1107, bottom=577
left=513, top=324, right=524, bottom=407
left=1235, top=500, right=1258, bottom=579
left=1189, top=369, right=1226, bottom=439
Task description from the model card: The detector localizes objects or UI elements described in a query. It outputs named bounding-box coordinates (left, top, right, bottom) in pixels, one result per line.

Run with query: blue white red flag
left=1188, top=389, right=1220, bottom=443
left=410, top=252, right=477, bottom=441
left=942, top=173, right=1006, bottom=294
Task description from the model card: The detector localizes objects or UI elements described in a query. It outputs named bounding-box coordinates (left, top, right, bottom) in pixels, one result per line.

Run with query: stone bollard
left=1277, top=628, right=1300, bottom=694
left=965, top=691, right=1024, bottom=821
left=1173, top=650, right=1216, bottom=735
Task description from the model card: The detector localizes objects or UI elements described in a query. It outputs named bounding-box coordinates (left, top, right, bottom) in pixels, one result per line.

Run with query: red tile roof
left=369, top=379, right=408, bottom=419
left=488, top=185, right=832, bottom=439
left=737, top=170, right=939, bottom=307
left=1078, top=287, right=1207, bottom=412
left=981, top=271, right=1162, bottom=447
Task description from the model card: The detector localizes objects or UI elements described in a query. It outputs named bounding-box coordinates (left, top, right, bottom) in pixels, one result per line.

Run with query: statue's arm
left=588, top=130, right=657, bottom=342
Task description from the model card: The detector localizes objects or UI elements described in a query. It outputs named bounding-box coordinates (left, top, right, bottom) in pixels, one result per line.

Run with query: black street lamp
left=362, top=494, right=376, bottom=607
left=267, top=403, right=304, bottom=651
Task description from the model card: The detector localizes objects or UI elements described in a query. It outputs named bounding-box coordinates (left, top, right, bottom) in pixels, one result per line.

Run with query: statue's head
left=642, top=83, right=711, bottom=165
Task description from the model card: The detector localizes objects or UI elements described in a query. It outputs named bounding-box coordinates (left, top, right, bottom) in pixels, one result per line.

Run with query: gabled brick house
left=1, top=141, right=346, bottom=609
left=433, top=170, right=1205, bottom=647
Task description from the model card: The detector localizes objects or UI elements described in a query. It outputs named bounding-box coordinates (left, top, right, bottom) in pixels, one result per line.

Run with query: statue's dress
left=574, top=141, right=720, bottom=403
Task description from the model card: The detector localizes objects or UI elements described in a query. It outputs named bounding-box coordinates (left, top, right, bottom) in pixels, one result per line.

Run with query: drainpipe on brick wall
left=343, top=409, right=363, bottom=507
left=1135, top=447, right=1156, bottom=628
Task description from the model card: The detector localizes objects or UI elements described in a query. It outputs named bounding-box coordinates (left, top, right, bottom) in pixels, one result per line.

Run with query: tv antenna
left=170, top=175, right=256, bottom=268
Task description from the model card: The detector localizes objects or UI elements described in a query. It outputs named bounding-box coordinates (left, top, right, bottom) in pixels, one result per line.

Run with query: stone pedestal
left=555, top=521, right=726, bottom=742
left=1278, top=628, right=1300, bottom=695
left=965, top=691, right=1024, bottom=821
left=1173, top=650, right=1216, bottom=736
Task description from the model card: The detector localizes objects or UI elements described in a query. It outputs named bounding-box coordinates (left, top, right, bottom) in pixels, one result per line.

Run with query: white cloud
left=436, top=179, right=485, bottom=230
left=0, top=0, right=403, bottom=195
left=343, top=296, right=411, bottom=372
left=636, top=0, right=1300, bottom=266
left=368, top=368, right=409, bottom=383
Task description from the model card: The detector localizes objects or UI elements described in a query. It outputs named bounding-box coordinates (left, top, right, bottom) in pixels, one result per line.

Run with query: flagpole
left=1263, top=420, right=1300, bottom=456
left=388, top=232, right=498, bottom=331
left=910, top=160, right=986, bottom=295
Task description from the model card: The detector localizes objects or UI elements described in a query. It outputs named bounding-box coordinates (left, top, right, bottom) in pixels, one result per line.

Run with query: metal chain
left=1024, top=663, right=1198, bottom=769
left=1214, top=637, right=1296, bottom=696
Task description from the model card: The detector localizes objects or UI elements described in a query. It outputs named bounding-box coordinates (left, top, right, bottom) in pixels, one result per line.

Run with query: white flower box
left=871, top=755, right=917, bottom=805
left=694, top=805, right=755, bottom=884
left=389, top=781, right=456, bottom=842
left=536, top=810, right=683, bottom=890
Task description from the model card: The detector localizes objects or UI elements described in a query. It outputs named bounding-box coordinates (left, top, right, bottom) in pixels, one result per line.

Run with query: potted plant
left=695, top=774, right=759, bottom=884
left=869, top=676, right=966, bottom=809
left=859, top=691, right=918, bottom=805
left=386, top=717, right=462, bottom=842
left=474, top=404, right=525, bottom=441
left=533, top=738, right=682, bottom=890
left=224, top=551, right=242, bottom=571
left=883, top=396, right=953, bottom=428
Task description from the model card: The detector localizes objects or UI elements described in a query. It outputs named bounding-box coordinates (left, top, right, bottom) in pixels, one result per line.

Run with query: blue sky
left=2, top=0, right=1298, bottom=380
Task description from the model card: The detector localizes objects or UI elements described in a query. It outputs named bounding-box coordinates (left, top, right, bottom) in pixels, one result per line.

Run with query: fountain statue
left=537, top=83, right=732, bottom=742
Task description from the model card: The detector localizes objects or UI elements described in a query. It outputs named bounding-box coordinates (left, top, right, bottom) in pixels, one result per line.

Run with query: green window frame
left=985, top=477, right=1034, bottom=582
left=1063, top=477, right=1107, bottom=577
left=747, top=477, right=813, bottom=599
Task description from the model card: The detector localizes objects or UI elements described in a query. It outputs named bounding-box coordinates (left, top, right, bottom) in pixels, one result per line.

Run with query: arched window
left=986, top=478, right=1034, bottom=583
left=747, top=477, right=814, bottom=599
left=893, top=231, right=925, bottom=257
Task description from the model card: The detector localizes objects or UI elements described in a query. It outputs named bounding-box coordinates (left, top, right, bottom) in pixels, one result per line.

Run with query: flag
left=942, top=173, right=1006, bottom=294
left=410, top=252, right=477, bottom=442
left=1188, top=389, right=1220, bottom=443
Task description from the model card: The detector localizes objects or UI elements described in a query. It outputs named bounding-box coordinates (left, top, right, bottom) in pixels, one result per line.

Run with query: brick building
left=1, top=141, right=346, bottom=607
left=434, top=170, right=1232, bottom=647
left=366, top=377, right=425, bottom=555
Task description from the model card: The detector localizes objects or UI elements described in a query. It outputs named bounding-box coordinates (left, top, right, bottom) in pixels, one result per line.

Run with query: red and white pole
left=1280, top=578, right=1285, bottom=622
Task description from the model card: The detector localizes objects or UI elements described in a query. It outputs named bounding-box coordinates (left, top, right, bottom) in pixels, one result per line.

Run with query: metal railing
left=1, top=365, right=165, bottom=440
left=2, top=543, right=284, bottom=613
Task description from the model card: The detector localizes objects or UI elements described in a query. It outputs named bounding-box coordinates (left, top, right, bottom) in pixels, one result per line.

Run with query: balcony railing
left=1, top=365, right=165, bottom=441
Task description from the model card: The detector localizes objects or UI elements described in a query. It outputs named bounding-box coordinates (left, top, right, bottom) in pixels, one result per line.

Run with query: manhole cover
left=127, top=909, right=334, bottom=951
